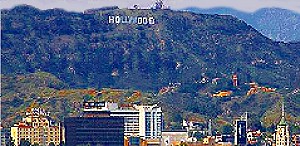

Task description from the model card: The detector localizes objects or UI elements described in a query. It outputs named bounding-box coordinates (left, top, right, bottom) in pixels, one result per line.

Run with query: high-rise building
left=136, top=105, right=163, bottom=139
left=234, top=121, right=247, bottom=145
left=106, top=105, right=140, bottom=137
left=1, top=126, right=11, bottom=146
left=64, top=117, right=124, bottom=146
left=82, top=102, right=163, bottom=139
left=10, top=107, right=64, bottom=146
left=274, top=101, right=290, bottom=146
left=234, top=113, right=247, bottom=146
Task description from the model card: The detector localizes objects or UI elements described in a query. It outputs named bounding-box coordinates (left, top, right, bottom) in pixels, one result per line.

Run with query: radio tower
left=154, top=0, right=166, bottom=9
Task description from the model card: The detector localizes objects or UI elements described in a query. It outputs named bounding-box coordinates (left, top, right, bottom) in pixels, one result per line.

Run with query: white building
left=83, top=102, right=163, bottom=139
left=135, top=105, right=163, bottom=139
left=161, top=130, right=189, bottom=146
left=110, top=109, right=140, bottom=137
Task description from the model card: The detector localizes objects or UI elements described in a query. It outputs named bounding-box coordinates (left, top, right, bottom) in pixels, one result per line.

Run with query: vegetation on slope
left=2, top=5, right=300, bottom=91
left=1, top=6, right=299, bottom=131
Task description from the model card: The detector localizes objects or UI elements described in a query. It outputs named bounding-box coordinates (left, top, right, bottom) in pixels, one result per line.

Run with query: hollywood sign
left=108, top=15, right=155, bottom=25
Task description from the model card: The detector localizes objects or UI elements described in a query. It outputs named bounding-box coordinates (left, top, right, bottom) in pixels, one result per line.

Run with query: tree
left=172, top=113, right=183, bottom=123
left=58, top=142, right=65, bottom=146
left=6, top=136, right=15, bottom=146
left=49, top=142, right=55, bottom=146
left=194, top=131, right=205, bottom=141
left=290, top=124, right=300, bottom=134
left=83, top=94, right=94, bottom=101
left=19, top=139, right=31, bottom=146
left=32, top=143, right=39, bottom=146
left=178, top=141, right=188, bottom=146
left=222, top=124, right=233, bottom=134
left=266, top=124, right=276, bottom=133
left=250, top=119, right=264, bottom=131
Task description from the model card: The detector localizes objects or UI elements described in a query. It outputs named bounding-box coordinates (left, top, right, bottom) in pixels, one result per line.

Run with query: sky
left=1, top=0, right=300, bottom=13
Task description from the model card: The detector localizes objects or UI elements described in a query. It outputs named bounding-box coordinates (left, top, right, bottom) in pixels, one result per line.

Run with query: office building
left=10, top=107, right=63, bottom=146
left=234, top=113, right=247, bottom=146
left=1, top=126, right=11, bottom=146
left=136, top=105, right=163, bottom=139
left=64, top=116, right=124, bottom=146
left=274, top=102, right=290, bottom=146
left=83, top=102, right=163, bottom=139
left=234, top=121, right=247, bottom=145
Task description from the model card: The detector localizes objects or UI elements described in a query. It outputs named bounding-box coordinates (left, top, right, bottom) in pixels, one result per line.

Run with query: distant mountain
left=184, top=7, right=300, bottom=42
left=2, top=5, right=300, bottom=91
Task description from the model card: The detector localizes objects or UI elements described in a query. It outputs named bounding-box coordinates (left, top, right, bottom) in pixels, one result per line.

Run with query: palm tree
left=19, top=139, right=31, bottom=146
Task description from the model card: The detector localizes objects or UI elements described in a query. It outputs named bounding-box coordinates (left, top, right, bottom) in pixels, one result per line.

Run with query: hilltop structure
left=232, top=74, right=238, bottom=87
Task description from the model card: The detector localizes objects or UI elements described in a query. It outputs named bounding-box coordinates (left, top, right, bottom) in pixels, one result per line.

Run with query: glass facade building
left=64, top=117, right=124, bottom=146
left=235, top=120, right=247, bottom=145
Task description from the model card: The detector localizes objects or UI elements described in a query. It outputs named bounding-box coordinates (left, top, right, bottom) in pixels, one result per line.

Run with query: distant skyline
left=1, top=0, right=300, bottom=13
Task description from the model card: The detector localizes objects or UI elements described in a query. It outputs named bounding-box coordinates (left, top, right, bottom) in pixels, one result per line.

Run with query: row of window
left=19, top=128, right=59, bottom=131
left=18, top=131, right=60, bottom=135
left=18, top=138, right=60, bottom=143
left=145, top=132, right=161, bottom=136
left=125, top=128, right=139, bottom=131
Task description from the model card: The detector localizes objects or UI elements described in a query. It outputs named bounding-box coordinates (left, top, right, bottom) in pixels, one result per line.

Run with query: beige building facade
left=11, top=107, right=64, bottom=146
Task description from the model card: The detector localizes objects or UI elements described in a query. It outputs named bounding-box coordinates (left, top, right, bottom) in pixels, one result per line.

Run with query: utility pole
left=208, top=119, right=212, bottom=136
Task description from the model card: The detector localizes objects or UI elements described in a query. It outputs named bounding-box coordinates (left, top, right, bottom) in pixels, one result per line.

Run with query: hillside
left=184, top=7, right=300, bottom=42
left=1, top=72, right=153, bottom=127
left=1, top=5, right=300, bottom=129
left=2, top=5, right=300, bottom=91
left=158, top=91, right=300, bottom=131
left=1, top=72, right=299, bottom=131
left=1, top=72, right=72, bottom=126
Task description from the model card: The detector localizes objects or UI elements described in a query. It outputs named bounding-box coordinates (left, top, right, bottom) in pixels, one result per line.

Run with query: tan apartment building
left=11, top=107, right=64, bottom=146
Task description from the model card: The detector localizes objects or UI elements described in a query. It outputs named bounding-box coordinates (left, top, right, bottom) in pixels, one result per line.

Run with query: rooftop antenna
left=282, top=99, right=285, bottom=118
left=240, top=112, right=248, bottom=129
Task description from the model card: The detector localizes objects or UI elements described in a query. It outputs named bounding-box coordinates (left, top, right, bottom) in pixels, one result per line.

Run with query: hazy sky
left=1, top=0, right=300, bottom=13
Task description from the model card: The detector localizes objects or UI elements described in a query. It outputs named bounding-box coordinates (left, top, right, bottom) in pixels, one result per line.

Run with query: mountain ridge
left=183, top=7, right=300, bottom=42
left=1, top=5, right=300, bottom=129
left=2, top=5, right=300, bottom=91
